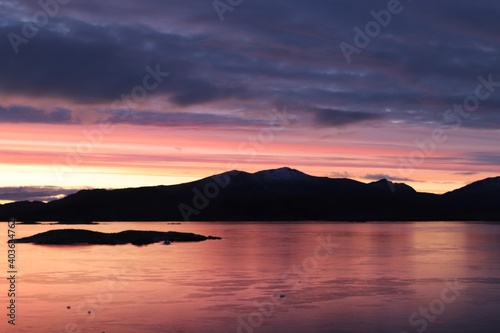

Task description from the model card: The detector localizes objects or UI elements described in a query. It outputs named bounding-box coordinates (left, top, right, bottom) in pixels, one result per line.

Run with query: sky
left=1, top=0, right=499, bottom=203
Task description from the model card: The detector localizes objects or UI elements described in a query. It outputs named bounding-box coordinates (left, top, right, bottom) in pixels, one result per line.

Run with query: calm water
left=2, top=222, right=500, bottom=333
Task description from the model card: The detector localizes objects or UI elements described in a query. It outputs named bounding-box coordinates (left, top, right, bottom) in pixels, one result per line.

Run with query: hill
left=0, top=168, right=498, bottom=222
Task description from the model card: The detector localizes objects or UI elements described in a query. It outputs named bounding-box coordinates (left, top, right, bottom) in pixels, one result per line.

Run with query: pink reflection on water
left=1, top=222, right=499, bottom=333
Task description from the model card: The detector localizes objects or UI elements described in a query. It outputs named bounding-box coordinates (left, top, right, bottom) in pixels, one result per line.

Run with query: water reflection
left=1, top=222, right=500, bottom=332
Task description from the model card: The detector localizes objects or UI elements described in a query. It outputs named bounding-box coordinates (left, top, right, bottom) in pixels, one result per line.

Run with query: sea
left=1, top=221, right=500, bottom=333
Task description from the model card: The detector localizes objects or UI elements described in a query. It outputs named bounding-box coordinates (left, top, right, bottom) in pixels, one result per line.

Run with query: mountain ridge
left=0, top=168, right=499, bottom=222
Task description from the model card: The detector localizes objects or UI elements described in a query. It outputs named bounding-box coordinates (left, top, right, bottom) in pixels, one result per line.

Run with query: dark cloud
left=364, top=174, right=414, bottom=182
left=0, top=186, right=81, bottom=202
left=0, top=105, right=72, bottom=124
left=109, top=109, right=266, bottom=127
left=165, top=74, right=250, bottom=107
left=312, top=108, right=383, bottom=127
left=466, top=152, right=500, bottom=166
left=458, top=111, right=500, bottom=130
left=0, top=21, right=223, bottom=104
left=0, top=103, right=274, bottom=127
left=0, top=0, right=499, bottom=129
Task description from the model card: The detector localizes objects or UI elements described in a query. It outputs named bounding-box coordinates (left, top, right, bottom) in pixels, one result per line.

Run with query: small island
left=10, top=229, right=222, bottom=246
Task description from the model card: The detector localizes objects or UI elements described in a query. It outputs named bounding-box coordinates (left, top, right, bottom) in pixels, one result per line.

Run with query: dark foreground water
left=2, top=222, right=500, bottom=333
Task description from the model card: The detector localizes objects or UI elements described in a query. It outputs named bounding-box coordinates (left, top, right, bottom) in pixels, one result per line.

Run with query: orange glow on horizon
left=0, top=121, right=498, bottom=197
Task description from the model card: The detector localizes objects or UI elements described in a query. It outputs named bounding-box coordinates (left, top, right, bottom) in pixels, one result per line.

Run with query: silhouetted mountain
left=0, top=168, right=498, bottom=221
left=368, top=179, right=416, bottom=195
left=440, top=177, right=500, bottom=221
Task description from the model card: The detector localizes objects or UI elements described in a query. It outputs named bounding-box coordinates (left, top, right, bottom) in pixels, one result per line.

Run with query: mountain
left=0, top=168, right=498, bottom=222
left=440, top=177, right=500, bottom=221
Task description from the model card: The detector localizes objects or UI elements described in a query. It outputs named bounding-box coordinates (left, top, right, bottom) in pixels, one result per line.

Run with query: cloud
left=109, top=110, right=266, bottom=127
left=466, top=152, right=500, bottom=166
left=0, top=0, right=499, bottom=130
left=454, top=171, right=478, bottom=176
left=329, top=171, right=351, bottom=178
left=0, top=104, right=270, bottom=127
left=311, top=108, right=383, bottom=127
left=364, top=174, right=414, bottom=182
left=0, top=186, right=82, bottom=202
left=0, top=105, right=73, bottom=124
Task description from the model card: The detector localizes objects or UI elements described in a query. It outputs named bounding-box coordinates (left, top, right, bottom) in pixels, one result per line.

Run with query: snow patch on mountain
left=253, top=167, right=309, bottom=182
